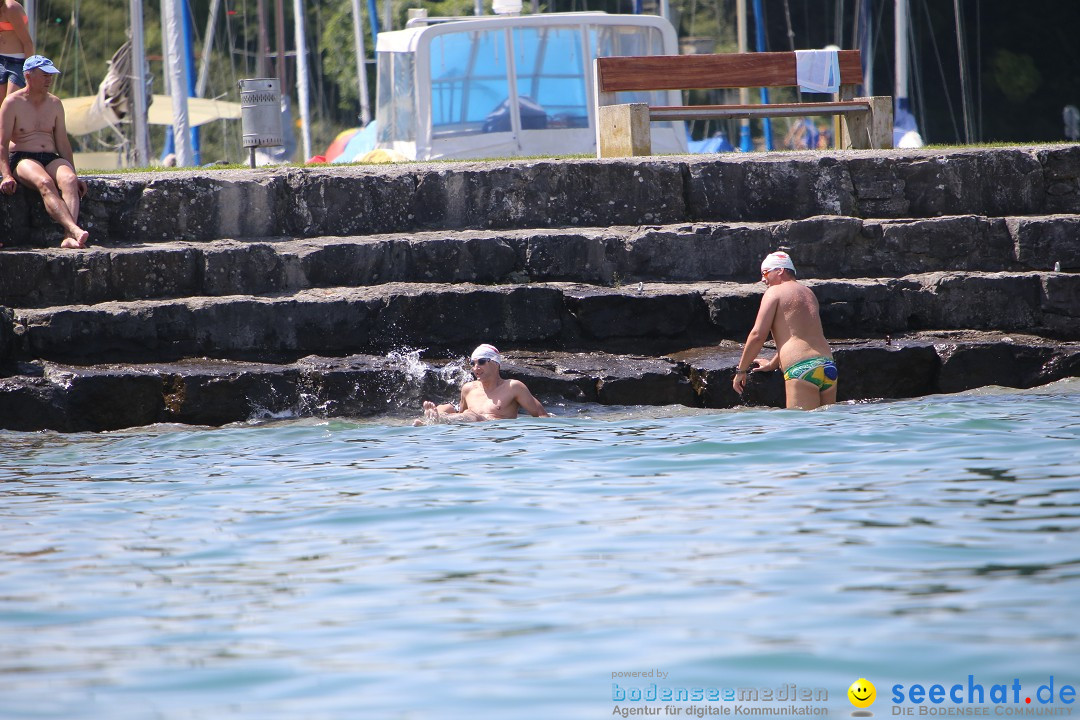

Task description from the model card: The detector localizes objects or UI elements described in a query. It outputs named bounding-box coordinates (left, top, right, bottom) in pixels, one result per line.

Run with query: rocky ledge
left=2, top=146, right=1078, bottom=432
left=3, top=145, right=1080, bottom=247
left=1, top=332, right=1077, bottom=432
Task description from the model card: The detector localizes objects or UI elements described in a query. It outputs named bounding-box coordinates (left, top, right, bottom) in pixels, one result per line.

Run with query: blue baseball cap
left=23, top=55, right=61, bottom=75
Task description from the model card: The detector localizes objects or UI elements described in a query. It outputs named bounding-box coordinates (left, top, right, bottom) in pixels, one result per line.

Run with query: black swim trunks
left=9, top=150, right=63, bottom=172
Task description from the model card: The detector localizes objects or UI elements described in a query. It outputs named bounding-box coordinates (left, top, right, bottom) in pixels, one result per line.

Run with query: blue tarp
left=687, top=130, right=735, bottom=154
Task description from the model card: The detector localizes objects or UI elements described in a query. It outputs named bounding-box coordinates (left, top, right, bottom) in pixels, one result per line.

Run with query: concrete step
left=3, top=146, right=1079, bottom=246
left=2, top=334, right=1077, bottom=432
left=3, top=215, right=1078, bottom=309
left=6, top=273, right=1077, bottom=366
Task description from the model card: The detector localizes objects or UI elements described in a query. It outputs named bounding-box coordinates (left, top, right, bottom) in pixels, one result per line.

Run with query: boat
left=367, top=12, right=688, bottom=161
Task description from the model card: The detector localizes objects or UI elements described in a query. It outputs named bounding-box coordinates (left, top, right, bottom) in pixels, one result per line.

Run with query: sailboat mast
left=350, top=0, right=372, bottom=124
left=24, top=0, right=35, bottom=45
left=953, top=0, right=973, bottom=143
left=256, top=0, right=270, bottom=78
left=736, top=0, right=751, bottom=151
left=129, top=0, right=151, bottom=165
left=895, top=0, right=909, bottom=105
left=275, top=0, right=287, bottom=90
left=860, top=0, right=872, bottom=94
left=162, top=0, right=193, bottom=165
left=196, top=0, right=222, bottom=98
left=181, top=0, right=200, bottom=164
left=751, top=0, right=773, bottom=150
left=293, top=0, right=311, bottom=160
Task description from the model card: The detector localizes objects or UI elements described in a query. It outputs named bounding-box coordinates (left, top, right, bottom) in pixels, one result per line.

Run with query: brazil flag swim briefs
left=782, top=356, right=838, bottom=391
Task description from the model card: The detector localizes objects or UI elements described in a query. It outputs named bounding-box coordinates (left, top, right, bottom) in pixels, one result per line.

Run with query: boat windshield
left=425, top=22, right=665, bottom=139
left=591, top=24, right=667, bottom=105
left=429, top=28, right=514, bottom=138
left=374, top=16, right=682, bottom=158
left=377, top=51, right=416, bottom=144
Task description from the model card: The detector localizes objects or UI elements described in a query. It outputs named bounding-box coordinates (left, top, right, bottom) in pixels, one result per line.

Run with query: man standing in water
left=732, top=251, right=838, bottom=410
left=0, top=55, right=89, bottom=248
left=416, top=344, right=549, bottom=424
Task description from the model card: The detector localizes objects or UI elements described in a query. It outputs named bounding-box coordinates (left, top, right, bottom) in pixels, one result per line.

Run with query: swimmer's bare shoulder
left=459, top=379, right=482, bottom=401
left=507, top=378, right=549, bottom=418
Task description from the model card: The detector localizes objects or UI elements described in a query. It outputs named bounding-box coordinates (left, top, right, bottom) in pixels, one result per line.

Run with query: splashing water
left=382, top=348, right=474, bottom=419
left=434, top=356, right=474, bottom=387
left=385, top=347, right=430, bottom=382
left=385, top=347, right=474, bottom=389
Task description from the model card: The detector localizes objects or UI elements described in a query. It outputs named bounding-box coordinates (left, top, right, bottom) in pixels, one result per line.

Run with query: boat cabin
left=374, top=12, right=687, bottom=160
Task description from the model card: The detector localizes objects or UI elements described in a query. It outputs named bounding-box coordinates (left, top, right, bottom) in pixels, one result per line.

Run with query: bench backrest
left=596, top=50, right=863, bottom=94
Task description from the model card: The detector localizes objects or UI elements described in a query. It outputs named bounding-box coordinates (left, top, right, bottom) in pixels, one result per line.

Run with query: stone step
left=2, top=334, right=1077, bottom=432
left=3, top=215, right=1077, bottom=309
left=5, top=274, right=1077, bottom=366
left=3, top=146, right=1079, bottom=246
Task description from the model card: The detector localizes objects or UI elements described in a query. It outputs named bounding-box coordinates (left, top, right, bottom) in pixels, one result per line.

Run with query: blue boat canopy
left=374, top=12, right=688, bottom=160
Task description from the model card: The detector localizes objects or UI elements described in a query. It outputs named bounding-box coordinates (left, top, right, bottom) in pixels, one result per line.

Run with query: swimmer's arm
left=431, top=387, right=466, bottom=417
left=511, top=380, right=549, bottom=417
left=420, top=385, right=467, bottom=419
left=453, top=384, right=470, bottom=414
left=734, top=289, right=779, bottom=392
left=752, top=354, right=781, bottom=373
left=737, top=289, right=778, bottom=370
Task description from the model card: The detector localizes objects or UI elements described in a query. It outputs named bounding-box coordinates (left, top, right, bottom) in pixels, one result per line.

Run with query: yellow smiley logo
left=848, top=678, right=876, bottom=708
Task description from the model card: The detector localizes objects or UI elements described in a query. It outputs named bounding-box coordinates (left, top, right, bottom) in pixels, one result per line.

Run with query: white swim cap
left=470, top=344, right=503, bottom=365
left=761, top=251, right=797, bottom=276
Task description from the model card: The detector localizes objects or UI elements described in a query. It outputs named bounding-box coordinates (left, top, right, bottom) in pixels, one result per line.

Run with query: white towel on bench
left=795, top=49, right=840, bottom=93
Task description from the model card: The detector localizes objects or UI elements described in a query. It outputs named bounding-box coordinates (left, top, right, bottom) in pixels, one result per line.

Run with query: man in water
left=732, top=251, right=838, bottom=410
left=0, top=55, right=89, bottom=249
left=416, top=344, right=549, bottom=424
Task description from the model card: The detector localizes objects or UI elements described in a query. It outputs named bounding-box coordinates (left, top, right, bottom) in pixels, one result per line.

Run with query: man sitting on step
left=415, top=344, right=550, bottom=425
left=0, top=55, right=89, bottom=249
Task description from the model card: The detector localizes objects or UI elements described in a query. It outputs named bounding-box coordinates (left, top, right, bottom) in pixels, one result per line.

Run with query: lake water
left=2, top=381, right=1079, bottom=720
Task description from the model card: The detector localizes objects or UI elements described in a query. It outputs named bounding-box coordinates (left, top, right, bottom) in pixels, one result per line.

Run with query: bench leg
left=596, top=103, right=652, bottom=158
left=841, top=96, right=894, bottom=150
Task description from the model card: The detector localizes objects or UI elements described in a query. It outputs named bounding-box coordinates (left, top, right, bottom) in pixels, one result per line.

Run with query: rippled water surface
left=2, top=382, right=1079, bottom=720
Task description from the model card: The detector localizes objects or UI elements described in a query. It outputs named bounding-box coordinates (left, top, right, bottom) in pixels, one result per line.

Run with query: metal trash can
left=239, top=78, right=283, bottom=167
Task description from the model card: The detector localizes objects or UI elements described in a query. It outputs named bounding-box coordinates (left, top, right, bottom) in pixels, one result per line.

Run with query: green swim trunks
left=783, top=356, right=838, bottom=391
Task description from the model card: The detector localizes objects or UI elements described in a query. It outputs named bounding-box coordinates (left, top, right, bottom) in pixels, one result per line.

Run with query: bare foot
left=413, top=401, right=438, bottom=426
left=61, top=228, right=89, bottom=249
left=421, top=400, right=442, bottom=423
left=413, top=410, right=442, bottom=426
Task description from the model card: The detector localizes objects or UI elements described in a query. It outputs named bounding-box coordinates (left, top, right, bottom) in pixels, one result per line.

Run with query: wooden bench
left=593, top=50, right=893, bottom=157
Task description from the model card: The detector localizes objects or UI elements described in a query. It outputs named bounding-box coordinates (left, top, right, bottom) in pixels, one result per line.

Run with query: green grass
left=89, top=162, right=252, bottom=174
left=81, top=141, right=1077, bottom=175
left=84, top=153, right=596, bottom=174
left=921, top=140, right=1077, bottom=150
